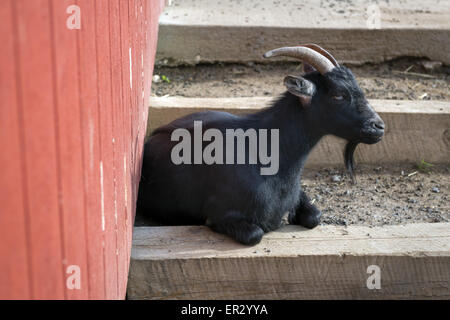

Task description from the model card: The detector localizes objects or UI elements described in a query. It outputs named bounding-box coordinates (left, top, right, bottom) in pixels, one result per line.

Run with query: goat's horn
left=263, top=46, right=335, bottom=74
left=300, top=44, right=339, bottom=67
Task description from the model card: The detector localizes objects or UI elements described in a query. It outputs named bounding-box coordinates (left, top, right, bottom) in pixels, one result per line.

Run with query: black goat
left=138, top=44, right=385, bottom=245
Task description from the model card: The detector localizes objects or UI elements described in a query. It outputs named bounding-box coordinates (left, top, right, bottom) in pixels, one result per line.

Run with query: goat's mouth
left=345, top=118, right=384, bottom=183
left=360, top=130, right=384, bottom=144
left=360, top=118, right=385, bottom=144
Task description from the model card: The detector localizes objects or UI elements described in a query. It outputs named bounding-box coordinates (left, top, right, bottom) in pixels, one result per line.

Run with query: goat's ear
left=284, top=75, right=316, bottom=107
left=301, top=62, right=315, bottom=74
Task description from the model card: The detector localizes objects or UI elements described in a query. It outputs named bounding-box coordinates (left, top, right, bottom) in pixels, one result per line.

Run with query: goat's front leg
left=288, top=190, right=322, bottom=229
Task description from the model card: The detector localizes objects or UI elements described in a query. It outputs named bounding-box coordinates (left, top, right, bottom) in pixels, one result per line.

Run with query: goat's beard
left=344, top=141, right=359, bottom=184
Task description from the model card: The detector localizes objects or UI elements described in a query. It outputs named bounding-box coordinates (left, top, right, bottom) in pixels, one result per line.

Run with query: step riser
left=157, top=25, right=450, bottom=66
left=127, top=223, right=450, bottom=300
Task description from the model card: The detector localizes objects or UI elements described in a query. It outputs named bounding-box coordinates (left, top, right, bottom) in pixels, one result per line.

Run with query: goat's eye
left=333, top=95, right=344, bottom=101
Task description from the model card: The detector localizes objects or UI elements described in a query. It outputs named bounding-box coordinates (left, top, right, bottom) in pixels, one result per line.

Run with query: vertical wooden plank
left=108, top=0, right=127, bottom=298
left=144, top=0, right=153, bottom=121
left=77, top=0, right=105, bottom=299
left=49, top=0, right=89, bottom=299
left=146, top=0, right=163, bottom=101
left=134, top=0, right=142, bottom=218
left=0, top=0, right=31, bottom=299
left=95, top=0, right=119, bottom=300
left=137, top=0, right=146, bottom=184
left=129, top=0, right=138, bottom=219
left=132, top=0, right=141, bottom=262
left=13, top=0, right=65, bottom=299
left=119, top=0, right=133, bottom=269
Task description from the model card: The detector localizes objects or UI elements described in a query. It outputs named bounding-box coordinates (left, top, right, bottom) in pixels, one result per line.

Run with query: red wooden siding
left=0, top=0, right=164, bottom=299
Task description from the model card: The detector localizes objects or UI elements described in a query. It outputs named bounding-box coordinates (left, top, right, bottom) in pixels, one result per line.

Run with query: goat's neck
left=256, top=93, right=324, bottom=177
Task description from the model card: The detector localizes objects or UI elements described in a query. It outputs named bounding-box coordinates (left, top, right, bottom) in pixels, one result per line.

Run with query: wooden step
left=148, top=96, right=450, bottom=166
left=157, top=0, right=450, bottom=65
left=127, top=223, right=450, bottom=299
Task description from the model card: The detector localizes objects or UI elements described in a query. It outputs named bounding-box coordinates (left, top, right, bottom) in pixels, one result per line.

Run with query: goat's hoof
left=236, top=227, right=264, bottom=246
left=299, top=213, right=321, bottom=229
left=289, top=209, right=322, bottom=229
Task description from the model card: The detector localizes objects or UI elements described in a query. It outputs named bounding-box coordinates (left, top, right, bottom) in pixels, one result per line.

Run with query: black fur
left=137, top=66, right=384, bottom=245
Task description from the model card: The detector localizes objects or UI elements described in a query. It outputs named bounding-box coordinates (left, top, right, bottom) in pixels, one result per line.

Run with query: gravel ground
left=135, top=164, right=449, bottom=227
left=301, top=163, right=449, bottom=227
left=152, top=58, right=450, bottom=100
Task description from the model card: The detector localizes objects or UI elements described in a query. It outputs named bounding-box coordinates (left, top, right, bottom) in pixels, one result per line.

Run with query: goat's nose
left=370, top=118, right=385, bottom=130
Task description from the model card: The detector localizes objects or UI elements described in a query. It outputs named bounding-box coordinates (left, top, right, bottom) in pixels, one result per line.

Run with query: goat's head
left=264, top=44, right=385, bottom=181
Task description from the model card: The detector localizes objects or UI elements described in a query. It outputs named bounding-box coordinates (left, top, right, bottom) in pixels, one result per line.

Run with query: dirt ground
left=135, top=164, right=449, bottom=228
left=152, top=58, right=450, bottom=100
left=301, top=163, right=449, bottom=227
left=139, top=58, right=449, bottom=227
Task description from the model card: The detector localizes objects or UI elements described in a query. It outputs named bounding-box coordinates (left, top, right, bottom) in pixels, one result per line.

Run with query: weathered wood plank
left=148, top=97, right=450, bottom=166
left=119, top=0, right=133, bottom=275
left=96, top=0, right=119, bottom=299
left=0, top=0, right=31, bottom=299
left=50, top=0, right=89, bottom=299
left=77, top=0, right=106, bottom=299
left=156, top=0, right=450, bottom=65
left=14, top=0, right=65, bottom=299
left=128, top=223, right=450, bottom=300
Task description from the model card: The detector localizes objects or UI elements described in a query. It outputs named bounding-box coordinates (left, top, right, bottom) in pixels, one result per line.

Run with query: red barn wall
left=0, top=0, right=164, bottom=299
